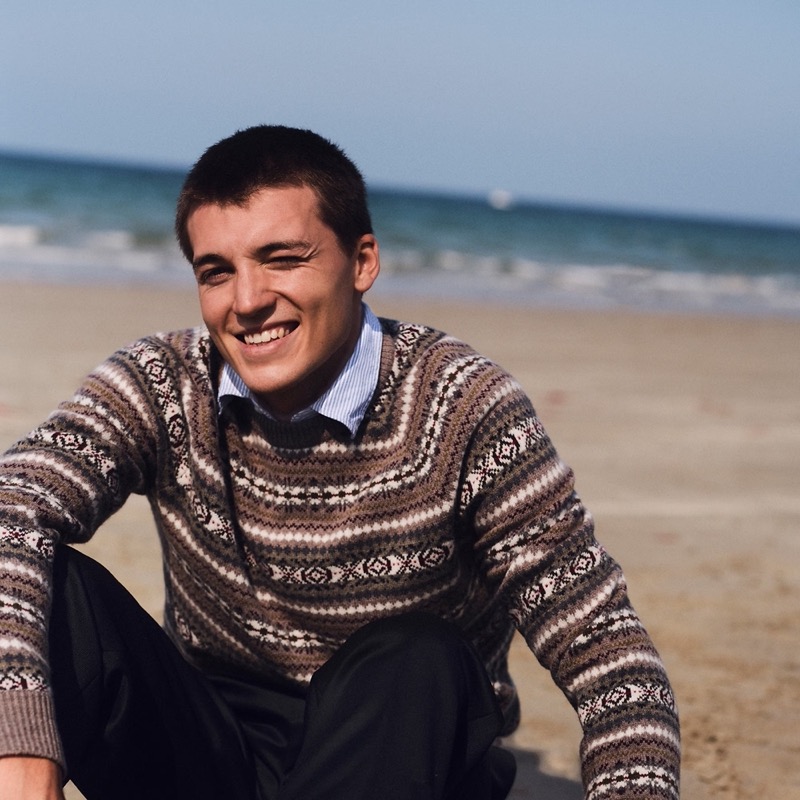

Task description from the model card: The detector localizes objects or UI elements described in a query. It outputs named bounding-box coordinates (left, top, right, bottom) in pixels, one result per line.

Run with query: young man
left=0, top=126, right=680, bottom=799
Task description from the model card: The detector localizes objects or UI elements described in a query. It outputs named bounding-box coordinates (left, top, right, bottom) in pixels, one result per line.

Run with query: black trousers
left=49, top=547, right=516, bottom=800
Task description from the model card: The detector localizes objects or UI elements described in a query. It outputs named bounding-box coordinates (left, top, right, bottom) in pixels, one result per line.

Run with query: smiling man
left=0, top=126, right=680, bottom=800
left=188, top=184, right=379, bottom=419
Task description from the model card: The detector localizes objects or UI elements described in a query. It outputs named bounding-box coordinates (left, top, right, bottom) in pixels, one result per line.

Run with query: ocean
left=2, top=150, right=799, bottom=317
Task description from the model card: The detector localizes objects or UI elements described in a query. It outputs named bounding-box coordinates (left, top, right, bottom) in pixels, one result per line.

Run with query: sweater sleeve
left=461, top=378, right=680, bottom=799
left=0, top=343, right=162, bottom=766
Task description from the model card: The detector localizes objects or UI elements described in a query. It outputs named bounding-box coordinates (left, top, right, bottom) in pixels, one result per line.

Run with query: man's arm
left=461, top=384, right=680, bottom=799
left=0, top=342, right=162, bottom=770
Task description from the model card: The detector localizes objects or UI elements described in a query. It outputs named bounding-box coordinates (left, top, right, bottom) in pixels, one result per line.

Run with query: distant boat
left=488, top=189, right=513, bottom=210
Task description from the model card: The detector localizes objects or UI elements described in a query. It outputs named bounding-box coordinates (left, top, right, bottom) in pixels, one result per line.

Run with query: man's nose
left=232, top=269, right=277, bottom=318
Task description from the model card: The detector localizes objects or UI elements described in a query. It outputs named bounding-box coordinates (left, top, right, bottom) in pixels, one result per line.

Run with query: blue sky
left=2, top=2, right=798, bottom=225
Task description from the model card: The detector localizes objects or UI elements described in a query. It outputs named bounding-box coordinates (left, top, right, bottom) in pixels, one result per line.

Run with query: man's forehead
left=189, top=184, right=323, bottom=224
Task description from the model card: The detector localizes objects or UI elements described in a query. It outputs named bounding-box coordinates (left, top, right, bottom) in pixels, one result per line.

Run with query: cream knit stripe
left=87, top=360, right=156, bottom=432
left=158, top=505, right=249, bottom=587
left=0, top=636, right=42, bottom=658
left=0, top=502, right=40, bottom=524
left=52, top=404, right=124, bottom=440
left=529, top=571, right=622, bottom=653
left=0, top=592, right=46, bottom=627
left=4, top=452, right=98, bottom=506
left=252, top=571, right=463, bottom=618
left=0, top=559, right=47, bottom=588
left=70, top=370, right=155, bottom=432
left=568, top=650, right=667, bottom=693
left=582, top=721, right=681, bottom=756
left=477, top=459, right=573, bottom=527
left=238, top=498, right=454, bottom=544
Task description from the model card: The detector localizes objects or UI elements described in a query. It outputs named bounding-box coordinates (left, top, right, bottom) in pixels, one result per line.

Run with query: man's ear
left=353, top=235, right=381, bottom=294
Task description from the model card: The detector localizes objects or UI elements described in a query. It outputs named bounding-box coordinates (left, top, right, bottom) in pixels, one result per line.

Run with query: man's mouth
left=242, top=325, right=295, bottom=345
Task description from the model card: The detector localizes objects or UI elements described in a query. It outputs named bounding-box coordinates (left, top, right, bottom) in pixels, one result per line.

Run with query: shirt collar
left=217, top=304, right=383, bottom=438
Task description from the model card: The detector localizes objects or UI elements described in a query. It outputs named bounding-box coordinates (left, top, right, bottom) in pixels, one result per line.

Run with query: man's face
left=187, top=185, right=380, bottom=417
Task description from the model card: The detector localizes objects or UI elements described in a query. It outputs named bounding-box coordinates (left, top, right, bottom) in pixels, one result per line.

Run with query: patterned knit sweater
left=0, top=320, right=679, bottom=798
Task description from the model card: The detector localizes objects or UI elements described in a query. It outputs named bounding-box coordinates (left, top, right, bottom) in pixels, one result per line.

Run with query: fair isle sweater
left=0, top=320, right=680, bottom=798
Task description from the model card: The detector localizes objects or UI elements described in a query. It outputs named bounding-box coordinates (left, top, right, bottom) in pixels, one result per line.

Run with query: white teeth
left=243, top=327, right=291, bottom=345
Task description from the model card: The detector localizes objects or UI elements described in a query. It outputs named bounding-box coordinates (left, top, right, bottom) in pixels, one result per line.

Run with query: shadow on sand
left=506, top=748, right=583, bottom=800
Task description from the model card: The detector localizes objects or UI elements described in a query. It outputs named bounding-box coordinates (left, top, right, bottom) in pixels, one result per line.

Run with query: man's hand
left=0, top=756, right=65, bottom=800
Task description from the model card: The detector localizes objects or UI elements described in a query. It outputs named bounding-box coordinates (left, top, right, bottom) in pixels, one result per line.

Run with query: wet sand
left=1, top=281, right=797, bottom=799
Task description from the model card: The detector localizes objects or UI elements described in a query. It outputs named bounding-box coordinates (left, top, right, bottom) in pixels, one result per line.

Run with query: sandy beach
left=1, top=280, right=798, bottom=800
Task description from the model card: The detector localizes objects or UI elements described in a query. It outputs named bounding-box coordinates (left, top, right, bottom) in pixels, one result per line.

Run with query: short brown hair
left=175, top=125, right=373, bottom=261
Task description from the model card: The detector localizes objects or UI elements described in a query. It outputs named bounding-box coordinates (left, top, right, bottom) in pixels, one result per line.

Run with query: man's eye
left=269, top=256, right=303, bottom=268
left=197, top=266, right=230, bottom=285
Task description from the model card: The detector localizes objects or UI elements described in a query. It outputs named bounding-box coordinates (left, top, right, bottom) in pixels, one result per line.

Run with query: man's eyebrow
left=191, top=240, right=314, bottom=272
left=251, top=240, right=314, bottom=260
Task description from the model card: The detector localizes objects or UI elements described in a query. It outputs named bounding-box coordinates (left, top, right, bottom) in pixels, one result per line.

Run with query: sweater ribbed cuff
left=0, top=691, right=66, bottom=772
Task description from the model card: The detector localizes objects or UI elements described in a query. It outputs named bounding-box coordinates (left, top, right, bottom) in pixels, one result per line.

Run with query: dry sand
left=1, top=281, right=798, bottom=799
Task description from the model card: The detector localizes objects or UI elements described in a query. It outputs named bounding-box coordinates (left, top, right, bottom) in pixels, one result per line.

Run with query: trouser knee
left=281, top=613, right=509, bottom=800
left=355, top=611, right=471, bottom=664
left=313, top=612, right=481, bottom=693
